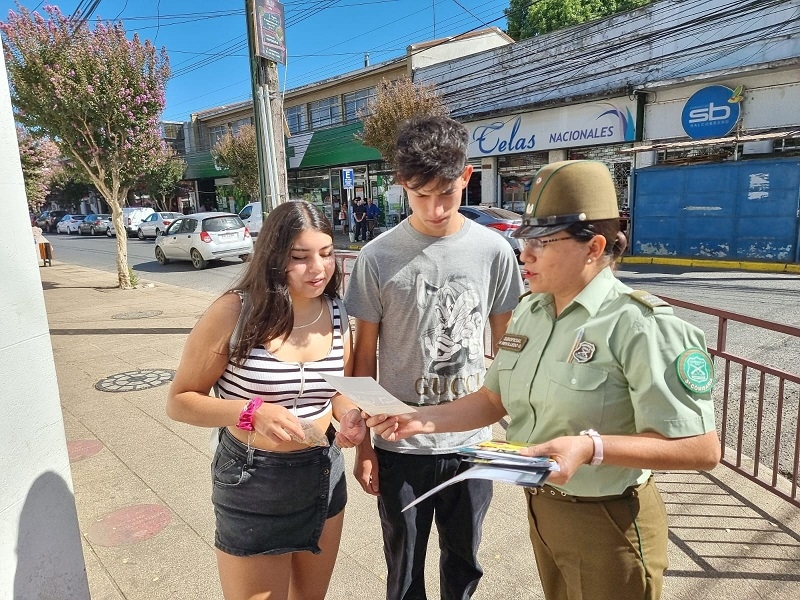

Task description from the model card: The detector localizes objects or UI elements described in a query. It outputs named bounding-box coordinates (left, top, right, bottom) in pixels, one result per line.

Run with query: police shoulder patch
left=676, top=348, right=715, bottom=394
left=629, top=290, right=670, bottom=309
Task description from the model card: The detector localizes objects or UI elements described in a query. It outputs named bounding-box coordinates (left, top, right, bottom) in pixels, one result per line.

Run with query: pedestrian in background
left=368, top=160, right=721, bottom=600
left=365, top=197, right=380, bottom=240
left=345, top=115, right=524, bottom=599
left=353, top=196, right=367, bottom=242
left=166, top=201, right=366, bottom=600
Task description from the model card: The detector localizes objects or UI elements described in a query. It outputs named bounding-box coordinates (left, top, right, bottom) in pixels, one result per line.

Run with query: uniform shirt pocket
left=494, top=352, right=521, bottom=402
left=544, top=362, right=608, bottom=427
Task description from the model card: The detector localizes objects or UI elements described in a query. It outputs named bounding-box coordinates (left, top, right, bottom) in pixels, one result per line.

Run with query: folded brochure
left=318, top=373, right=416, bottom=416
left=402, top=440, right=559, bottom=512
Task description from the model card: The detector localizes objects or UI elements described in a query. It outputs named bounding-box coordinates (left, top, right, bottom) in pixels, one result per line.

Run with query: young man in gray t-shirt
left=345, top=115, right=524, bottom=600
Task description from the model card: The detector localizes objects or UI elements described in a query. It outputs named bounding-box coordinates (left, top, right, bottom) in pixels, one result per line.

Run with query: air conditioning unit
left=742, top=140, right=774, bottom=155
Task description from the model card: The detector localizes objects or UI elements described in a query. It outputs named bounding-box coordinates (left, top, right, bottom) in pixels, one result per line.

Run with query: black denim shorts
left=211, top=427, right=347, bottom=557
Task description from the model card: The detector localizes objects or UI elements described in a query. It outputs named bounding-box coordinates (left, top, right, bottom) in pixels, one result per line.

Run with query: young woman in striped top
left=167, top=201, right=365, bottom=600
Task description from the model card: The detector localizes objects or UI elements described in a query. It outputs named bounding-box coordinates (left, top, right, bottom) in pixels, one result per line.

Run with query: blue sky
left=2, top=1, right=510, bottom=122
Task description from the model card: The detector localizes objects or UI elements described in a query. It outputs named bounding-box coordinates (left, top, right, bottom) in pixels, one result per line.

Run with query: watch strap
left=579, top=429, right=603, bottom=465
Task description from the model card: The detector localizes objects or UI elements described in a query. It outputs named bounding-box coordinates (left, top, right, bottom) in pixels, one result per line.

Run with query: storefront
left=463, top=97, right=640, bottom=212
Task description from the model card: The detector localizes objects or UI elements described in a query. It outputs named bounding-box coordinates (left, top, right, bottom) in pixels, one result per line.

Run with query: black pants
left=354, top=219, right=367, bottom=241
left=376, top=447, right=492, bottom=600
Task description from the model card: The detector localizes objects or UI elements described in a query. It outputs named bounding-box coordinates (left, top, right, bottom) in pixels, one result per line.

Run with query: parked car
left=154, top=212, right=253, bottom=270
left=238, top=202, right=262, bottom=236
left=56, top=213, right=87, bottom=235
left=78, top=213, right=111, bottom=236
left=137, top=211, right=182, bottom=240
left=458, top=205, right=524, bottom=260
left=122, top=206, right=155, bottom=234
left=106, top=220, right=117, bottom=237
left=36, top=209, right=68, bottom=232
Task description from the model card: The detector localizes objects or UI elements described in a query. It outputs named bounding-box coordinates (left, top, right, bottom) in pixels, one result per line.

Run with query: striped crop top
left=215, top=296, right=347, bottom=420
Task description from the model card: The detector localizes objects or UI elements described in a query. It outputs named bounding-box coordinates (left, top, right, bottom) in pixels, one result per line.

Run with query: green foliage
left=127, top=267, right=139, bottom=287
left=358, top=77, right=449, bottom=166
left=212, top=124, right=259, bottom=202
left=505, top=0, right=651, bottom=40
left=1, top=4, right=170, bottom=288
left=139, top=144, right=186, bottom=211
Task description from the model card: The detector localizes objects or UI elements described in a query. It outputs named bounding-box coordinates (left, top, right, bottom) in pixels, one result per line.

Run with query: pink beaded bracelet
left=236, top=397, right=263, bottom=431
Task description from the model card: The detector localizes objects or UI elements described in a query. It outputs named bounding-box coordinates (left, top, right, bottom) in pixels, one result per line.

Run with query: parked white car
left=137, top=211, right=182, bottom=239
left=56, top=213, right=87, bottom=234
left=238, top=202, right=262, bottom=236
left=154, top=212, right=253, bottom=270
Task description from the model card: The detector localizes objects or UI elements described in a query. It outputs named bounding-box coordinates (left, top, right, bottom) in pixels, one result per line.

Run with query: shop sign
left=342, top=168, right=355, bottom=189
left=681, top=85, right=743, bottom=139
left=254, top=0, right=286, bottom=65
left=465, top=99, right=637, bottom=159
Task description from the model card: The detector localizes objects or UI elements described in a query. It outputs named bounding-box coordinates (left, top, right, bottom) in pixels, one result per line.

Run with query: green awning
left=298, top=122, right=382, bottom=169
left=185, top=152, right=229, bottom=179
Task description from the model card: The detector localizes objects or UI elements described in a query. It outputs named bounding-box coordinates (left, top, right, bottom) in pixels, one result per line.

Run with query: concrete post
left=480, top=157, right=498, bottom=206
left=0, top=49, right=90, bottom=599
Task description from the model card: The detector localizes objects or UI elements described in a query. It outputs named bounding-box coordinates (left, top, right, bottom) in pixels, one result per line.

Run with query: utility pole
left=244, top=0, right=287, bottom=212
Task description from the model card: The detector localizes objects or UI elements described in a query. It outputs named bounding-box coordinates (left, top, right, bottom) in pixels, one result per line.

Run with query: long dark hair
left=227, top=201, right=341, bottom=365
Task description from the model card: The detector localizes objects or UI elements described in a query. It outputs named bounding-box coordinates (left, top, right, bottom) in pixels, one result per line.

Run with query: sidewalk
left=40, top=263, right=800, bottom=599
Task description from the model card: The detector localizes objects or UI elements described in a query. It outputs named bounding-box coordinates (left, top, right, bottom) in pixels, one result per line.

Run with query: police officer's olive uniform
left=484, top=268, right=716, bottom=600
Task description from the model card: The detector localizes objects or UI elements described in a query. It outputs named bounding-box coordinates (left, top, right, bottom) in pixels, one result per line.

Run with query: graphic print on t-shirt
left=415, top=274, right=484, bottom=404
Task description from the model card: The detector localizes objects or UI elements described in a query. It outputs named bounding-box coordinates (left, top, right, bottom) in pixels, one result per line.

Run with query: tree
left=16, top=126, right=60, bottom=211
left=505, top=0, right=651, bottom=40
left=1, top=5, right=169, bottom=288
left=212, top=124, right=259, bottom=202
left=358, top=77, right=449, bottom=167
left=139, top=143, right=186, bottom=211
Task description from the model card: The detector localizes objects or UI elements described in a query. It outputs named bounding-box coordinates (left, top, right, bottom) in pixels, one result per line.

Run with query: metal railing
left=660, top=295, right=800, bottom=507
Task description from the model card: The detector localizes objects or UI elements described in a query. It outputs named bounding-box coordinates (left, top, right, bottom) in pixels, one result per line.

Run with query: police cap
left=512, top=160, right=619, bottom=239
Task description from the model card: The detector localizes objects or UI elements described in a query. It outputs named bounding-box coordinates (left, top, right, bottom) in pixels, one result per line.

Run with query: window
left=231, top=117, right=251, bottom=135
left=286, top=105, right=308, bottom=134
left=209, top=125, right=227, bottom=147
left=309, top=96, right=341, bottom=129
left=344, top=87, right=376, bottom=122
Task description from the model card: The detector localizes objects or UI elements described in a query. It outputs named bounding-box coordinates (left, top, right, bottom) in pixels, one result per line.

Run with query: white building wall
left=0, top=51, right=90, bottom=599
left=409, top=29, right=512, bottom=71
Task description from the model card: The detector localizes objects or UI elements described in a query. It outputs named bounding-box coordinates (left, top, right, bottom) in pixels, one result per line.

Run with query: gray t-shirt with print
left=344, top=218, right=524, bottom=454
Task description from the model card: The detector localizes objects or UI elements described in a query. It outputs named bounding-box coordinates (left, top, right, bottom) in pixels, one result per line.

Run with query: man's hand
left=354, top=439, right=380, bottom=495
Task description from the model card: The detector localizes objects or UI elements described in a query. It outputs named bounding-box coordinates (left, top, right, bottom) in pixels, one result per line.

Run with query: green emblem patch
left=676, top=349, right=715, bottom=394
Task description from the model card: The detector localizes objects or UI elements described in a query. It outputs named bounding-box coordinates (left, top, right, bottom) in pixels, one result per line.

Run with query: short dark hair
left=227, top=201, right=341, bottom=365
left=394, top=115, right=468, bottom=190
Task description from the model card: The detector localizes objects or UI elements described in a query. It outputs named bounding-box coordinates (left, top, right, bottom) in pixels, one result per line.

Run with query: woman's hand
left=364, top=412, right=425, bottom=441
left=336, top=408, right=367, bottom=448
left=519, top=435, right=594, bottom=486
left=252, top=403, right=304, bottom=443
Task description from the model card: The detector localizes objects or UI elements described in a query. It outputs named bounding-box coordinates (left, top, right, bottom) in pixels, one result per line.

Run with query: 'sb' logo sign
left=682, top=85, right=742, bottom=140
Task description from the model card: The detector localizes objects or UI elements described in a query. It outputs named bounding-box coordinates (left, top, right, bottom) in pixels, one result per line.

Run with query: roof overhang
left=620, top=129, right=800, bottom=153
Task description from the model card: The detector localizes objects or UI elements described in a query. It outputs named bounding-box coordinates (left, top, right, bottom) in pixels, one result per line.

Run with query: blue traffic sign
left=342, top=168, right=354, bottom=189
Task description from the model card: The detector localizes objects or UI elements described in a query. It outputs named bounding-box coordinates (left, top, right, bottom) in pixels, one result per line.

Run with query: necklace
left=293, top=300, right=325, bottom=329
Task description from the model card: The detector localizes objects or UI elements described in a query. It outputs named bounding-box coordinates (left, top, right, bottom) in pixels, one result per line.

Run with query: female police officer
left=367, top=160, right=721, bottom=600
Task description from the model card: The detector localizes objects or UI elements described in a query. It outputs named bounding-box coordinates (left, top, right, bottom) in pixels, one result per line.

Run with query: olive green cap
left=512, top=160, right=619, bottom=239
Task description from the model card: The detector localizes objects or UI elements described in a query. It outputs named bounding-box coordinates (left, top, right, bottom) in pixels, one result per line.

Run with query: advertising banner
left=254, top=0, right=286, bottom=65
left=465, top=98, right=638, bottom=159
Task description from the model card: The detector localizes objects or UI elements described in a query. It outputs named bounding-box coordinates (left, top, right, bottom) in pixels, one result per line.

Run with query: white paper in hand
left=319, top=374, right=416, bottom=416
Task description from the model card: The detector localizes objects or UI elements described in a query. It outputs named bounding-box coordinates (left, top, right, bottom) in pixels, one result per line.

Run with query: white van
left=238, top=202, right=262, bottom=236
left=122, top=206, right=155, bottom=234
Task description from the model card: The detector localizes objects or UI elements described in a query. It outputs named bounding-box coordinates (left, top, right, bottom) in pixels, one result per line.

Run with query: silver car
left=154, top=212, right=253, bottom=270
left=137, top=211, right=182, bottom=239
left=458, top=205, right=524, bottom=260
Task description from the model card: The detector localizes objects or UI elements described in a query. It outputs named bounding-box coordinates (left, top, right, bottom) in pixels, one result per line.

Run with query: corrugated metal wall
left=632, top=159, right=800, bottom=262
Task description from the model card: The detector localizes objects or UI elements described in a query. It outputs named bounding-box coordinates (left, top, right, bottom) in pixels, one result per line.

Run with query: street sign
left=342, top=168, right=355, bottom=189
left=254, top=0, right=286, bottom=65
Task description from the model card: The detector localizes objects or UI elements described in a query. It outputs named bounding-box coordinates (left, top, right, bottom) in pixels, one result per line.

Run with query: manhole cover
left=86, top=504, right=172, bottom=547
left=95, top=369, right=175, bottom=392
left=111, top=310, right=163, bottom=320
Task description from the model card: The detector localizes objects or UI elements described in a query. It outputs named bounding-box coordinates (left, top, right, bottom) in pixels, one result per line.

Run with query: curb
left=620, top=255, right=800, bottom=274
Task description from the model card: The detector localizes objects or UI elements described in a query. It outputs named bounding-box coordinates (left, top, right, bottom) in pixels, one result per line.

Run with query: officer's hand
left=520, top=435, right=594, bottom=486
